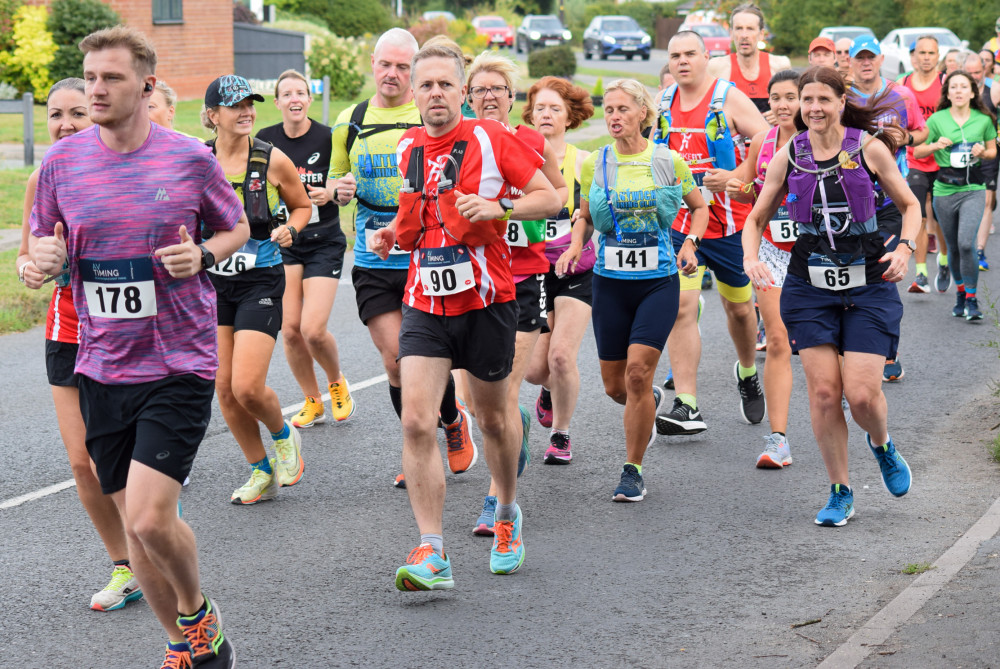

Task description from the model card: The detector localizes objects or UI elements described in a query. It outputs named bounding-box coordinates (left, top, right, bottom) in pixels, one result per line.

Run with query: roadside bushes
left=307, top=34, right=366, bottom=99
left=47, top=0, right=120, bottom=84
left=527, top=45, right=576, bottom=79
left=0, top=5, right=57, bottom=100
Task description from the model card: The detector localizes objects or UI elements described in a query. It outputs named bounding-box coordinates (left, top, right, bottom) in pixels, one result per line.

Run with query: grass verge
left=1, top=167, right=33, bottom=229
left=901, top=562, right=936, bottom=575
left=0, top=248, right=50, bottom=335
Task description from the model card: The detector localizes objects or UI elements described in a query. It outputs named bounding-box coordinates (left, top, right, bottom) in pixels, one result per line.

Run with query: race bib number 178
left=79, top=257, right=157, bottom=319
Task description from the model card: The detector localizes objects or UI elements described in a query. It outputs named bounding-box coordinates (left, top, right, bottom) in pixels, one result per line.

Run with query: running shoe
left=927, top=233, right=937, bottom=254
left=535, top=387, right=553, bottom=428
left=90, top=565, right=143, bottom=611
left=443, top=405, right=478, bottom=474
left=755, top=319, right=767, bottom=351
left=935, top=262, right=951, bottom=293
left=490, top=504, right=525, bottom=574
left=613, top=464, right=646, bottom=502
left=663, top=367, right=674, bottom=390
left=867, top=434, right=911, bottom=497
left=656, top=397, right=707, bottom=435
left=395, top=543, right=455, bottom=591
left=177, top=596, right=235, bottom=668
left=979, top=249, right=989, bottom=271
left=734, top=361, right=766, bottom=424
left=815, top=484, right=855, bottom=527
left=230, top=463, right=277, bottom=505
left=965, top=296, right=983, bottom=321
left=291, top=396, right=325, bottom=428
left=160, top=644, right=192, bottom=669
left=953, top=290, right=967, bottom=317
left=544, top=432, right=572, bottom=464
left=474, top=495, right=498, bottom=535
left=648, top=385, right=665, bottom=448
left=393, top=473, right=406, bottom=489
left=702, top=270, right=713, bottom=290
left=328, top=376, right=356, bottom=422
left=842, top=395, right=852, bottom=425
left=518, top=405, right=530, bottom=477
left=755, top=433, right=792, bottom=469
left=272, top=422, right=304, bottom=487
left=907, top=273, right=931, bottom=294
left=882, top=359, right=904, bottom=383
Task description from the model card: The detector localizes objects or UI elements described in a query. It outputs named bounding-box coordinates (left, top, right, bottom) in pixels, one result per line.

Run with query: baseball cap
left=204, top=75, right=265, bottom=108
left=849, top=35, right=880, bottom=58
left=809, top=37, right=835, bottom=54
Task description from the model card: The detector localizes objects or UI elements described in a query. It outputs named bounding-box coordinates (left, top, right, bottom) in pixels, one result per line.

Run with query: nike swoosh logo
left=331, top=269, right=342, bottom=276
left=568, top=283, right=583, bottom=289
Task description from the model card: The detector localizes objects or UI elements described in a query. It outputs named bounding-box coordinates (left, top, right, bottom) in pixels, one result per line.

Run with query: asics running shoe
left=978, top=249, right=989, bottom=271
left=273, top=422, right=304, bottom=487
left=734, top=361, right=766, bottom=424
left=474, top=495, right=498, bottom=535
left=491, top=504, right=525, bottom=574
left=867, top=434, right=911, bottom=497
left=535, top=387, right=553, bottom=428
left=90, top=565, right=143, bottom=611
left=443, top=405, right=478, bottom=474
left=518, top=405, right=530, bottom=477
left=908, top=273, right=931, bottom=294
left=755, top=433, right=792, bottom=469
left=160, top=643, right=192, bottom=669
left=815, top=484, right=855, bottom=527
left=395, top=543, right=454, bottom=591
left=613, top=464, right=646, bottom=502
left=965, top=296, right=983, bottom=321
left=230, top=462, right=277, bottom=505
left=953, top=290, right=967, bottom=317
left=328, top=376, right=356, bottom=422
left=882, top=358, right=904, bottom=382
left=177, top=596, right=235, bottom=669
left=935, top=262, right=951, bottom=293
left=291, top=396, right=325, bottom=428
left=544, top=432, right=572, bottom=464
left=656, top=397, right=707, bottom=435
left=393, top=473, right=406, bottom=489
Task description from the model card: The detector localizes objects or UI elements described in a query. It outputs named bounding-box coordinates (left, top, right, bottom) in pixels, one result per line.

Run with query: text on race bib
left=604, top=232, right=659, bottom=272
left=806, top=253, right=866, bottom=290
left=207, top=239, right=259, bottom=276
left=545, top=215, right=572, bottom=241
left=419, top=245, right=476, bottom=296
left=949, top=142, right=974, bottom=169
left=79, top=257, right=157, bottom=319
left=768, top=207, right=799, bottom=243
left=366, top=212, right=407, bottom=255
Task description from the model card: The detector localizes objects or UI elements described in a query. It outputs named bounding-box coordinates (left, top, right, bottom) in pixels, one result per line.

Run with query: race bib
left=207, top=239, right=259, bottom=276
left=365, top=212, right=407, bottom=255
left=505, top=220, right=545, bottom=248
left=545, top=215, right=572, bottom=241
left=604, top=232, right=659, bottom=272
left=419, top=245, right=476, bottom=296
left=680, top=172, right=715, bottom=210
left=807, top=253, right=865, bottom=290
left=768, top=207, right=799, bottom=243
left=79, top=256, right=157, bottom=319
left=949, top=142, right=974, bottom=169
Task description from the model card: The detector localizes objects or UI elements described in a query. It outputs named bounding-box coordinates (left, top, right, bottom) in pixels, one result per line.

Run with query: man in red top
left=370, top=44, right=559, bottom=588
left=707, top=3, right=790, bottom=123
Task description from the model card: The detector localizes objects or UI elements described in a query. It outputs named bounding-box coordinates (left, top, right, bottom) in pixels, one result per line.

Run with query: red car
left=681, top=22, right=731, bottom=58
left=472, top=16, right=514, bottom=48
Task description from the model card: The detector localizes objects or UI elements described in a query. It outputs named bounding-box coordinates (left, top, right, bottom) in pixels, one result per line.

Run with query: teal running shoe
left=815, top=484, right=854, bottom=526
left=867, top=434, right=911, bottom=497
left=395, top=544, right=454, bottom=591
left=518, top=405, right=530, bottom=477
left=490, top=504, right=525, bottom=574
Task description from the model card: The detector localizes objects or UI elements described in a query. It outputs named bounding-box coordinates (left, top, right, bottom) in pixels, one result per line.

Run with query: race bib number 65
left=79, top=257, right=157, bottom=319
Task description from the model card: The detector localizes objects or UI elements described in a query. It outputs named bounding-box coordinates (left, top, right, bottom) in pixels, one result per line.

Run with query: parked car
left=515, top=15, right=571, bottom=53
left=421, top=11, right=456, bottom=22
left=818, top=26, right=876, bottom=44
left=582, top=15, right=652, bottom=61
left=472, top=16, right=514, bottom=48
left=880, top=27, right=968, bottom=76
left=679, top=22, right=730, bottom=58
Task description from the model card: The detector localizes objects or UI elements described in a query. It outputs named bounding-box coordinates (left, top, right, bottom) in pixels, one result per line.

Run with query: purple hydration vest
left=786, top=127, right=877, bottom=228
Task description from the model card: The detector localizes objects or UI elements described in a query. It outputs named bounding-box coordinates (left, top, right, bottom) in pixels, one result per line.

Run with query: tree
left=47, top=0, right=120, bottom=83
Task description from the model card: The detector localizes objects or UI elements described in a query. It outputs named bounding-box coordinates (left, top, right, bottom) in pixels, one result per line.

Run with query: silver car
left=879, top=27, right=968, bottom=77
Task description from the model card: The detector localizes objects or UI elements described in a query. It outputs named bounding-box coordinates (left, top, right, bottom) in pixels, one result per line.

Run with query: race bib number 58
left=79, top=257, right=157, bottom=319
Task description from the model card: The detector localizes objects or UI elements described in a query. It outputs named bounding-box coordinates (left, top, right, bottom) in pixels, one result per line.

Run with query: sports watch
left=499, top=197, right=514, bottom=221
left=684, top=234, right=701, bottom=250
left=199, top=244, right=216, bottom=270
left=898, top=238, right=916, bottom=252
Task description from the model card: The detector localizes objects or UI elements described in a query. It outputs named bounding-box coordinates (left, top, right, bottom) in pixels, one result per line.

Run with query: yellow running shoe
left=273, top=421, right=304, bottom=487
left=329, top=376, right=356, bottom=422
left=292, top=396, right=325, bottom=428
left=230, top=461, right=277, bottom=505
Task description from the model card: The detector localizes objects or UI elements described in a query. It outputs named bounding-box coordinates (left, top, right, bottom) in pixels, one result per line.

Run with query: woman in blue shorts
left=567, top=78, right=705, bottom=502
left=745, top=67, right=920, bottom=527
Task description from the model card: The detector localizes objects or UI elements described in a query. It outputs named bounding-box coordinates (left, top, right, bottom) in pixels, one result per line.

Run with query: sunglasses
left=836, top=50, right=850, bottom=54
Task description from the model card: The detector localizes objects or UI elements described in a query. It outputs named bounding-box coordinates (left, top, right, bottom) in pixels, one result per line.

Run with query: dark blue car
left=583, top=15, right=652, bottom=61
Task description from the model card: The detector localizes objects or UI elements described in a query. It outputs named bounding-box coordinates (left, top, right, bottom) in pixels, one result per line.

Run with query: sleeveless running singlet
left=46, top=285, right=80, bottom=344
left=902, top=73, right=942, bottom=172
left=728, top=53, right=771, bottom=115
left=756, top=126, right=795, bottom=252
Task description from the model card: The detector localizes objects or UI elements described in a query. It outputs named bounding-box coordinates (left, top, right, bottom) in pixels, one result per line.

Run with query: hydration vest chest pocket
left=806, top=252, right=865, bottom=291
left=419, top=245, right=475, bottom=296
left=768, top=206, right=799, bottom=243
left=208, top=239, right=259, bottom=277
left=79, top=257, right=157, bottom=319
left=604, top=232, right=659, bottom=272
left=366, top=211, right=407, bottom=255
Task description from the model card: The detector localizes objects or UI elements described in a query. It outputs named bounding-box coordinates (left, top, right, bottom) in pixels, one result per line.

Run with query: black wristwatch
left=899, top=238, right=916, bottom=252
left=287, top=225, right=299, bottom=243
left=199, top=244, right=216, bottom=270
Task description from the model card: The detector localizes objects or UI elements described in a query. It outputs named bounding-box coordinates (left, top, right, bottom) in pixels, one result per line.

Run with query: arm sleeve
left=580, top=151, right=596, bottom=202
left=199, top=155, right=243, bottom=233
left=329, top=105, right=355, bottom=179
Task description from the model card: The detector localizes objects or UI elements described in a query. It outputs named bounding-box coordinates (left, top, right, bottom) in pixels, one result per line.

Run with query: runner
left=464, top=51, right=568, bottom=535
left=848, top=36, right=928, bottom=383
left=573, top=78, right=704, bottom=500
left=835, top=38, right=853, bottom=77
left=329, top=29, right=476, bottom=490
left=899, top=35, right=949, bottom=295
left=914, top=70, right=997, bottom=321
left=964, top=52, right=998, bottom=272
left=707, top=3, right=791, bottom=120
left=16, top=77, right=136, bottom=614
left=984, top=17, right=1000, bottom=54
left=256, top=69, right=354, bottom=428
left=30, top=26, right=244, bottom=667
left=941, top=51, right=961, bottom=76
left=201, top=74, right=312, bottom=505
left=731, top=69, right=800, bottom=468
left=744, top=66, right=919, bottom=527
left=147, top=80, right=175, bottom=129
left=808, top=37, right=837, bottom=69
left=653, top=30, right=769, bottom=437
left=521, top=76, right=595, bottom=466
left=369, top=43, right=559, bottom=587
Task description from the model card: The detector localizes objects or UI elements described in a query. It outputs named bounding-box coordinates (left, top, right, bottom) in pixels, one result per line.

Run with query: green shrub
left=47, top=0, right=120, bottom=83
left=0, top=5, right=57, bottom=99
left=297, top=0, right=392, bottom=38
left=307, top=34, right=365, bottom=99
left=592, top=76, right=603, bottom=96
left=408, top=17, right=489, bottom=54
left=0, top=0, right=22, bottom=54
left=527, top=45, right=576, bottom=79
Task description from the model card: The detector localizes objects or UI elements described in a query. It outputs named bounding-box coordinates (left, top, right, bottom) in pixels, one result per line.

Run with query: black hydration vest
left=207, top=136, right=279, bottom=240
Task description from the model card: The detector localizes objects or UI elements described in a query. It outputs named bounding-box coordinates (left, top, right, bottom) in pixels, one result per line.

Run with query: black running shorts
left=45, top=339, right=79, bottom=387
left=515, top=274, right=547, bottom=333
left=210, top=265, right=285, bottom=338
left=352, top=265, right=407, bottom=325
left=544, top=267, right=593, bottom=312
left=280, top=227, right=348, bottom=280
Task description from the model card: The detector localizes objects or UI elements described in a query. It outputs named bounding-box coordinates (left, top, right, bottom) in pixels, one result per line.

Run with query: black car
left=583, top=15, right=651, bottom=61
left=515, top=15, right=571, bottom=53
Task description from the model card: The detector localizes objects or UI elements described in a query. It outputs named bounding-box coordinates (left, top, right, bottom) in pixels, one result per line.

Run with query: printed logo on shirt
left=307, top=152, right=321, bottom=165
left=154, top=188, right=170, bottom=201
left=258, top=298, right=273, bottom=306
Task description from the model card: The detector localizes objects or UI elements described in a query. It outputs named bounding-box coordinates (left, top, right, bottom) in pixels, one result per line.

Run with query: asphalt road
left=2, top=210, right=1000, bottom=667
left=512, top=47, right=668, bottom=80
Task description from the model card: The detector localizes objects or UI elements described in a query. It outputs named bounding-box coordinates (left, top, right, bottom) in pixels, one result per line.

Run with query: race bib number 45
left=79, top=257, right=157, bottom=319
left=418, top=245, right=475, bottom=296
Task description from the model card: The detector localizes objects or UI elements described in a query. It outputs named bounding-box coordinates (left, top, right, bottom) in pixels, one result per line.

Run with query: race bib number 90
left=79, top=257, right=157, bottom=319
left=419, top=245, right=476, bottom=296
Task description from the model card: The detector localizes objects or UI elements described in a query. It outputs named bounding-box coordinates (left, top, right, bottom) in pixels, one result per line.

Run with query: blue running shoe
left=517, top=405, right=530, bottom=477
left=663, top=367, right=674, bottom=390
left=815, top=484, right=855, bottom=527
left=867, top=434, right=911, bottom=497
left=613, top=464, right=646, bottom=502
left=978, top=249, right=989, bottom=271
left=490, top=504, right=525, bottom=574
left=473, top=495, right=497, bottom=536
left=702, top=270, right=713, bottom=290
left=395, top=544, right=455, bottom=591
left=882, top=358, right=904, bottom=383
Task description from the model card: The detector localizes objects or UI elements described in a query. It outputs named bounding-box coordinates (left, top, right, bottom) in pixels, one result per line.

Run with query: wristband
left=17, top=261, right=30, bottom=284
